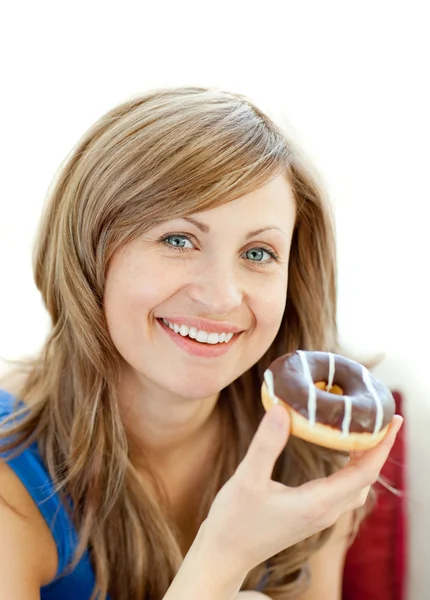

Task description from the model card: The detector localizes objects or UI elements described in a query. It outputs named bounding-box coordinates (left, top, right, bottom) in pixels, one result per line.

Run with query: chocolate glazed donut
left=261, top=351, right=396, bottom=451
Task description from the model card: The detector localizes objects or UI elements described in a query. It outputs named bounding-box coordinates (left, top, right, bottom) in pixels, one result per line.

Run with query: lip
left=157, top=318, right=241, bottom=358
left=159, top=316, right=244, bottom=335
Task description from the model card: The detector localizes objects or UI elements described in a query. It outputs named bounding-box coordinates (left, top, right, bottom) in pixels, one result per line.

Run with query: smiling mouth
left=159, top=318, right=236, bottom=345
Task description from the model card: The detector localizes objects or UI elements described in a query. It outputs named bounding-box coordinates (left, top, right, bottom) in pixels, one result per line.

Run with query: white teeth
left=196, top=330, right=209, bottom=343
left=161, top=319, right=236, bottom=344
left=207, top=332, right=219, bottom=344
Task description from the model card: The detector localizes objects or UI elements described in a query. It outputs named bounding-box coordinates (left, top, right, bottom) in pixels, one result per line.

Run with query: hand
left=201, top=405, right=403, bottom=578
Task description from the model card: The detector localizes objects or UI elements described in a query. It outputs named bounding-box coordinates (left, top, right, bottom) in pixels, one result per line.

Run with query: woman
left=0, top=86, right=402, bottom=599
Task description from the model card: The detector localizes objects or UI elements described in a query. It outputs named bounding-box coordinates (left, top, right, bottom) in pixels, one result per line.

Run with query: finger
left=235, top=404, right=290, bottom=487
left=336, top=414, right=403, bottom=493
left=300, top=415, right=403, bottom=504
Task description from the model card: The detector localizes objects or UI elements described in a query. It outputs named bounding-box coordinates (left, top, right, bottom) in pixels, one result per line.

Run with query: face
left=104, top=174, right=296, bottom=400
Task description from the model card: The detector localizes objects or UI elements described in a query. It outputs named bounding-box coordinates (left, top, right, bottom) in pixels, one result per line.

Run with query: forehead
left=192, top=174, right=296, bottom=227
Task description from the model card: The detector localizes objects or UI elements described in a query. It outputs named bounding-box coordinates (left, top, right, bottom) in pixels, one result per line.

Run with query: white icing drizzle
left=264, top=369, right=278, bottom=404
left=362, top=366, right=384, bottom=437
left=297, top=350, right=317, bottom=427
left=327, top=352, right=351, bottom=436
left=327, top=352, right=335, bottom=392
left=341, top=395, right=352, bottom=436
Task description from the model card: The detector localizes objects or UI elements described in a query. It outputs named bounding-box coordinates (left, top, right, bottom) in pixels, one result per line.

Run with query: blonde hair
left=1, top=87, right=351, bottom=599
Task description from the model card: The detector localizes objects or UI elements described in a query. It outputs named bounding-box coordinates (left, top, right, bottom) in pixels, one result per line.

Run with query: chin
left=169, top=381, right=225, bottom=401
left=162, top=371, right=238, bottom=401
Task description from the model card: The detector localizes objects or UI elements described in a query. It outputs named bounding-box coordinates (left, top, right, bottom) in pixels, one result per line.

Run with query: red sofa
left=343, top=391, right=407, bottom=600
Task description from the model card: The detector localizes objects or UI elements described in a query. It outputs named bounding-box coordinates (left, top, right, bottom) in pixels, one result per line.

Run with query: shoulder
left=0, top=456, right=58, bottom=586
left=298, top=512, right=353, bottom=600
left=0, top=368, right=30, bottom=398
left=311, top=510, right=354, bottom=565
left=0, top=387, right=58, bottom=587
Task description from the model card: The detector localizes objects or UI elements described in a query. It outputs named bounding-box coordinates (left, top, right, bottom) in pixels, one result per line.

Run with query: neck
left=117, top=363, right=220, bottom=466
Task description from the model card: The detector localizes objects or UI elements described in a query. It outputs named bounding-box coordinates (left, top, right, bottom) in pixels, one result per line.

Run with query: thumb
left=235, top=404, right=291, bottom=487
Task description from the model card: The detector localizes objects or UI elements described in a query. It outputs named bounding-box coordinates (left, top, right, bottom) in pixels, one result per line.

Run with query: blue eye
left=163, top=235, right=194, bottom=249
left=244, top=247, right=275, bottom=262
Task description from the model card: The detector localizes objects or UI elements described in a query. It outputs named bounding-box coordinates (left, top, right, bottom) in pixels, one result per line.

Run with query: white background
left=0, top=2, right=428, bottom=597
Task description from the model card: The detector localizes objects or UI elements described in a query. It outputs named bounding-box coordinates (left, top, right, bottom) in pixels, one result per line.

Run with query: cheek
left=239, top=278, right=288, bottom=373
left=104, top=251, right=187, bottom=342
left=105, top=271, right=166, bottom=326
left=254, top=277, right=288, bottom=332
left=104, top=267, right=159, bottom=365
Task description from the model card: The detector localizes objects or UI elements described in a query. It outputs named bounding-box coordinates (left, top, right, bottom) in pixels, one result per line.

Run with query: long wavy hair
left=0, top=87, right=358, bottom=599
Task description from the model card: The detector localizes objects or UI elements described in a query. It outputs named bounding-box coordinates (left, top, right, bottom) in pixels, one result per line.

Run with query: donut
left=261, top=351, right=396, bottom=451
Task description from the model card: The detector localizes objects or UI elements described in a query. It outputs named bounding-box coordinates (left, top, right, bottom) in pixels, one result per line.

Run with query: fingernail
left=266, top=405, right=286, bottom=429
left=389, top=415, right=403, bottom=437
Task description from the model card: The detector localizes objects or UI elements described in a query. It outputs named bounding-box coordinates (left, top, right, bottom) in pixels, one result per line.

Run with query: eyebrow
left=183, top=216, right=287, bottom=239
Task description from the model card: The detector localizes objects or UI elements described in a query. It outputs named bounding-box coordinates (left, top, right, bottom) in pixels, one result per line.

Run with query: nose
left=186, top=261, right=244, bottom=315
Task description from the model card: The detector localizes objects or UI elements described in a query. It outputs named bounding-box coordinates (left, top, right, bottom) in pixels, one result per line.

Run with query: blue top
left=0, top=389, right=99, bottom=599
